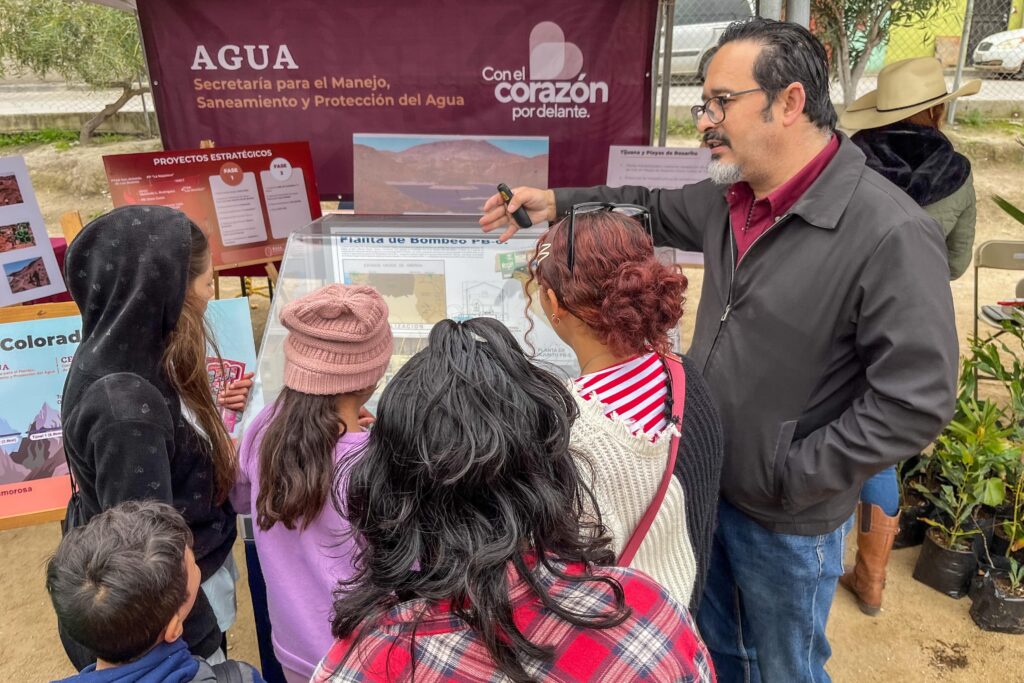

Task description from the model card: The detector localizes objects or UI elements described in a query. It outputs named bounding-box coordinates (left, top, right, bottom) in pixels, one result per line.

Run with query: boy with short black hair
left=46, top=500, right=264, bottom=683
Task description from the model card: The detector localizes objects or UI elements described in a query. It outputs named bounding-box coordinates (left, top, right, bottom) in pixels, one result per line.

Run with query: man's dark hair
left=46, top=500, right=193, bottom=663
left=330, top=318, right=629, bottom=681
left=718, top=18, right=837, bottom=131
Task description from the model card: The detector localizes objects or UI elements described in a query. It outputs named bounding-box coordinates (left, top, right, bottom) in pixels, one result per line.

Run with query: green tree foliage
left=813, top=0, right=952, bottom=107
left=0, top=0, right=146, bottom=143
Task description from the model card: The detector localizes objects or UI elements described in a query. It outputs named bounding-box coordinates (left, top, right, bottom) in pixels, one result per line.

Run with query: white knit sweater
left=571, top=388, right=697, bottom=606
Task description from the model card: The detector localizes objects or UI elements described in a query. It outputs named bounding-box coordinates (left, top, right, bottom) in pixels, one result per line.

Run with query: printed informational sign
left=103, top=142, right=321, bottom=269
left=606, top=146, right=709, bottom=267
left=0, top=156, right=67, bottom=305
left=606, top=146, right=711, bottom=188
left=135, top=0, right=658, bottom=197
left=0, top=298, right=257, bottom=527
left=353, top=134, right=548, bottom=215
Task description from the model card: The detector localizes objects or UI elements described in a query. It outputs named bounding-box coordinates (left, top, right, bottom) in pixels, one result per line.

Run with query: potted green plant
left=993, top=473, right=1024, bottom=559
left=971, top=471, right=1024, bottom=633
left=894, top=455, right=934, bottom=548
left=898, top=358, right=977, bottom=549
left=969, top=559, right=1024, bottom=634
left=959, top=316, right=1024, bottom=539
left=913, top=400, right=1012, bottom=598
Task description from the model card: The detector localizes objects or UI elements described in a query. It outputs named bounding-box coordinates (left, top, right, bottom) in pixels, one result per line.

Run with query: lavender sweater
left=231, top=403, right=367, bottom=679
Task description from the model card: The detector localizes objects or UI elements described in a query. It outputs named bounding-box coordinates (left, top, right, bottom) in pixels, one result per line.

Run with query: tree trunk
left=845, top=5, right=890, bottom=108
left=80, top=85, right=146, bottom=145
left=839, top=34, right=855, bottom=107
left=848, top=50, right=872, bottom=106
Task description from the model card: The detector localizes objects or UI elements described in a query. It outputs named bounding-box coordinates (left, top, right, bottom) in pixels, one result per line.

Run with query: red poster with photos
left=103, top=142, right=321, bottom=269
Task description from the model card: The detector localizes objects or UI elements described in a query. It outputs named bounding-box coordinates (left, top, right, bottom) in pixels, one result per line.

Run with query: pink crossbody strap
left=618, top=353, right=686, bottom=566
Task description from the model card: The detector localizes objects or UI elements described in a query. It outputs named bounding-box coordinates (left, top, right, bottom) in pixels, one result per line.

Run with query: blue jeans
left=859, top=466, right=899, bottom=516
left=696, top=499, right=854, bottom=683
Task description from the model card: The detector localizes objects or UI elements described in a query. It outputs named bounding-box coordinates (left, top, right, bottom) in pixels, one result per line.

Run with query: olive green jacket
left=924, top=173, right=975, bottom=280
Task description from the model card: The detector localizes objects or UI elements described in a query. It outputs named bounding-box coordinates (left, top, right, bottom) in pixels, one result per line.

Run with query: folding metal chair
left=972, top=240, right=1024, bottom=343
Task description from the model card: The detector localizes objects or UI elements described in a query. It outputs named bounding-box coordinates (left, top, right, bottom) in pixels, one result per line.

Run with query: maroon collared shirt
left=727, top=134, right=840, bottom=263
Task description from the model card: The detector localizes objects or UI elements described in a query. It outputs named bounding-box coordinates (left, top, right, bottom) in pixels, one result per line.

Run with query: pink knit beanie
left=280, top=284, right=393, bottom=395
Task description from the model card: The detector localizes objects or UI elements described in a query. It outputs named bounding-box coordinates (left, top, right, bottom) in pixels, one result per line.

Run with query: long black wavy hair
left=330, top=317, right=629, bottom=681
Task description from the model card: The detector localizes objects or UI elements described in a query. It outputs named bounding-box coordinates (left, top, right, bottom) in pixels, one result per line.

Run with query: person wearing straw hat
left=842, top=57, right=980, bottom=281
left=837, top=58, right=980, bottom=619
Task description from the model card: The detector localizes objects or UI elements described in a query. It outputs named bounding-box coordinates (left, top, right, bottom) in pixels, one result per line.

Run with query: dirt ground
left=2, top=127, right=1024, bottom=681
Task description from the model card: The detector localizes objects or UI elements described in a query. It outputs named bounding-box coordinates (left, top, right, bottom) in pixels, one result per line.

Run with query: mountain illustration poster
left=353, top=134, right=548, bottom=215
left=0, top=298, right=256, bottom=527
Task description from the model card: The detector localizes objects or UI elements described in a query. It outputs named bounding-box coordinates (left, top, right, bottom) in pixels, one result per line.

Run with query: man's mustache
left=702, top=132, right=730, bottom=148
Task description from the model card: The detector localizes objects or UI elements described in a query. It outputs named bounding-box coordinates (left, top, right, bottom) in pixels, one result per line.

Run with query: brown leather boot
left=839, top=502, right=901, bottom=616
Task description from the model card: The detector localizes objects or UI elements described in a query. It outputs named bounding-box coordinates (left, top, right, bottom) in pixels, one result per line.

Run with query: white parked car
left=671, top=0, right=754, bottom=82
left=972, top=28, right=1024, bottom=77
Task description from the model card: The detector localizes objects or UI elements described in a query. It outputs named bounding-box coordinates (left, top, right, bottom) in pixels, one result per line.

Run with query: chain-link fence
left=962, top=0, right=1024, bottom=106
left=0, top=78, right=154, bottom=117
left=0, top=69, right=156, bottom=137
left=657, top=0, right=1024, bottom=133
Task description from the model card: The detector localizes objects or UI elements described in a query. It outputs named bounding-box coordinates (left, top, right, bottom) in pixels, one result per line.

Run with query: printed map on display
left=332, top=234, right=574, bottom=368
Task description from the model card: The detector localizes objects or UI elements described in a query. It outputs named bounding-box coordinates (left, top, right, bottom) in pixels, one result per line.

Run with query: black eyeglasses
left=690, top=87, right=764, bottom=126
left=566, top=203, right=652, bottom=272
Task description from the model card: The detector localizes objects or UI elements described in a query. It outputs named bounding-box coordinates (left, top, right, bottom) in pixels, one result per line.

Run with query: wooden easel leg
left=59, top=211, right=85, bottom=245
left=264, top=263, right=278, bottom=300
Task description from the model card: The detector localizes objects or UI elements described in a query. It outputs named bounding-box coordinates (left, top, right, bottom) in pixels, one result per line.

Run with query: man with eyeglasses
left=480, top=17, right=957, bottom=683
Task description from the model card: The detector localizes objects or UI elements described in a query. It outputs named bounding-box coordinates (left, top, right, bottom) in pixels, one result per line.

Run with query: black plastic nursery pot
left=894, top=500, right=933, bottom=549
left=969, top=570, right=1024, bottom=634
left=912, top=528, right=977, bottom=598
left=990, top=528, right=1013, bottom=558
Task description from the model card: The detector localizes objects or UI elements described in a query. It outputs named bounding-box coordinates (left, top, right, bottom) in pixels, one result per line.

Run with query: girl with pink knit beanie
left=230, top=284, right=393, bottom=683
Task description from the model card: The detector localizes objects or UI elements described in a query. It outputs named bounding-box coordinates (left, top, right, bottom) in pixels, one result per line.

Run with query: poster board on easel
left=0, top=303, right=78, bottom=531
left=0, top=299, right=255, bottom=531
left=102, top=141, right=321, bottom=272
left=0, top=156, right=68, bottom=305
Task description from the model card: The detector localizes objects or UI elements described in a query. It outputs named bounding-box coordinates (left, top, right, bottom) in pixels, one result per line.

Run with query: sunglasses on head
left=565, top=203, right=653, bottom=273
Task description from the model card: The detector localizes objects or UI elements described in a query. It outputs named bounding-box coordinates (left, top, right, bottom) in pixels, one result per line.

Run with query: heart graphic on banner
left=529, top=22, right=584, bottom=81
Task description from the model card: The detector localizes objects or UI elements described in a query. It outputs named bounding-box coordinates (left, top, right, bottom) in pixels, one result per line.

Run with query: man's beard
left=703, top=130, right=742, bottom=185
left=707, top=159, right=743, bottom=185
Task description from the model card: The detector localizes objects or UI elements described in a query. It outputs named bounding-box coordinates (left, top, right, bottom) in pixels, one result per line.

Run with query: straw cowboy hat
left=839, top=57, right=981, bottom=131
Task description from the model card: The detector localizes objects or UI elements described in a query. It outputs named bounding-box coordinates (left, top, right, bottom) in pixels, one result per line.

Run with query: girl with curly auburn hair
left=529, top=208, right=724, bottom=611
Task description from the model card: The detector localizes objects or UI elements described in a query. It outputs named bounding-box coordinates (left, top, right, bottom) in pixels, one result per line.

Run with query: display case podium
left=240, top=213, right=576, bottom=429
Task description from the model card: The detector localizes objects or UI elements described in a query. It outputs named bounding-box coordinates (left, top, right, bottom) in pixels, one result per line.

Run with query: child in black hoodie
left=60, top=205, right=250, bottom=668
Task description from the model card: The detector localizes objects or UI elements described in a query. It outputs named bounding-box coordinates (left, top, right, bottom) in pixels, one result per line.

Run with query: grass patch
left=654, top=118, right=699, bottom=139
left=951, top=115, right=1024, bottom=137
left=0, top=129, right=78, bottom=148
left=957, top=109, right=986, bottom=127
left=0, top=129, right=141, bottom=150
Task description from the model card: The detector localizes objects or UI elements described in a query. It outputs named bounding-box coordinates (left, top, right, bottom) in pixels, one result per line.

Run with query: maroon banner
left=137, top=0, right=657, bottom=199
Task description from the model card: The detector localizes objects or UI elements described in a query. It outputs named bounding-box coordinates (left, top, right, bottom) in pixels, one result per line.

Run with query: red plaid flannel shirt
left=312, top=560, right=715, bottom=682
